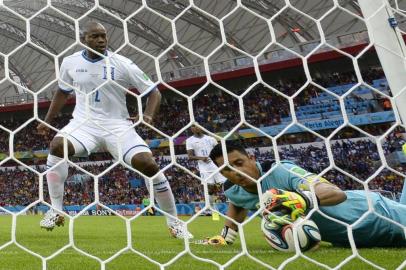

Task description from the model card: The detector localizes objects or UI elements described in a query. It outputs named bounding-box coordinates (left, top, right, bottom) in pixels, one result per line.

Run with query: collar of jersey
left=82, top=50, right=107, bottom=63
left=257, top=162, right=263, bottom=176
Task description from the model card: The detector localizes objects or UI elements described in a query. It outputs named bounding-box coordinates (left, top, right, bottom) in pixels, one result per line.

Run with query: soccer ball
left=261, top=216, right=321, bottom=252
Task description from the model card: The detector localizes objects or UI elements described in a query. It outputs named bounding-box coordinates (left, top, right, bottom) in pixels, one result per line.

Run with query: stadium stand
left=0, top=67, right=404, bottom=207
left=1, top=131, right=404, bottom=207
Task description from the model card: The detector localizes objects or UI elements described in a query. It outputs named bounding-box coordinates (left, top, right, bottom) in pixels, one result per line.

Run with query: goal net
left=0, top=0, right=406, bottom=269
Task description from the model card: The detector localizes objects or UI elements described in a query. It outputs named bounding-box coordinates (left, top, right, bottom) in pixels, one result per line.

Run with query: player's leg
left=46, top=136, right=75, bottom=211
left=129, top=152, right=192, bottom=238
left=41, top=136, right=75, bottom=231
left=110, top=124, right=192, bottom=238
left=130, top=153, right=181, bottom=227
left=42, top=121, right=98, bottom=230
left=208, top=184, right=217, bottom=206
left=208, top=171, right=227, bottom=206
left=46, top=121, right=95, bottom=211
left=201, top=171, right=216, bottom=207
left=206, top=172, right=226, bottom=219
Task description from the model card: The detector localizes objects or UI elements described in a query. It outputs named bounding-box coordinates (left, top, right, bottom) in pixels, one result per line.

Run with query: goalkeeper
left=206, top=141, right=406, bottom=248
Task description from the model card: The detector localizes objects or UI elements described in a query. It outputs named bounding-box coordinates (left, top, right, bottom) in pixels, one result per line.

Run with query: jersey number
left=103, top=66, right=115, bottom=80
left=95, top=90, right=101, bottom=102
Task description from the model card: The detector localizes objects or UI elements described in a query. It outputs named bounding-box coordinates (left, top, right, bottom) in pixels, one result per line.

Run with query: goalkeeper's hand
left=261, top=188, right=313, bottom=221
left=205, top=225, right=238, bottom=246
left=204, top=235, right=227, bottom=246
left=263, top=210, right=293, bottom=230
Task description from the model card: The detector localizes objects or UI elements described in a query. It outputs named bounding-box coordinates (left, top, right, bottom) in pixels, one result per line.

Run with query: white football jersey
left=58, top=50, right=155, bottom=121
left=186, top=134, right=219, bottom=172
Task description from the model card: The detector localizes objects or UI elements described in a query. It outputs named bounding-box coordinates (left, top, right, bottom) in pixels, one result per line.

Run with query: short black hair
left=209, top=140, right=248, bottom=166
left=80, top=21, right=104, bottom=39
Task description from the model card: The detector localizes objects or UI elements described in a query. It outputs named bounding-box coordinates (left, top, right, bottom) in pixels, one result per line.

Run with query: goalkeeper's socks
left=151, top=173, right=177, bottom=225
left=46, top=154, right=68, bottom=211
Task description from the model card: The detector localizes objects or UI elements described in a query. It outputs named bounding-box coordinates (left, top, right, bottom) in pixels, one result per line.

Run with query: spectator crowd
left=0, top=67, right=392, bottom=154
left=0, top=67, right=404, bottom=207
left=0, top=131, right=404, bottom=207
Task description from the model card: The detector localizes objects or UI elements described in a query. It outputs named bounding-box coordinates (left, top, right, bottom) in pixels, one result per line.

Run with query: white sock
left=46, top=155, right=68, bottom=211
left=209, top=195, right=216, bottom=210
left=145, top=173, right=177, bottom=226
left=209, top=194, right=216, bottom=205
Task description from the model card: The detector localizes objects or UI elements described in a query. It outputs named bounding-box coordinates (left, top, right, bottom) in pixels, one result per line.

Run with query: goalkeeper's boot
left=169, top=220, right=194, bottom=239
left=40, top=210, right=65, bottom=231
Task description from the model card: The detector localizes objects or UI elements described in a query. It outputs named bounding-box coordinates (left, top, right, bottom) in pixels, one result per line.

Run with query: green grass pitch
left=0, top=214, right=405, bottom=270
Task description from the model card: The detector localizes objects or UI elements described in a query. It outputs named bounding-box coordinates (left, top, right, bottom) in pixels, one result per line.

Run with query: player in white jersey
left=186, top=126, right=226, bottom=206
left=37, top=22, right=191, bottom=239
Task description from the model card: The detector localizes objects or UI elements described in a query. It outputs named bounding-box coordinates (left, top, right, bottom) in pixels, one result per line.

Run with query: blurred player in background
left=186, top=126, right=226, bottom=209
left=37, top=21, right=192, bottom=239
left=205, top=141, right=406, bottom=248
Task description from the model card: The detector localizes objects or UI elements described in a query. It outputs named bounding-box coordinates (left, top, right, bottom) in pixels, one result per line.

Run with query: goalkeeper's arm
left=296, top=172, right=347, bottom=207
left=262, top=182, right=347, bottom=223
left=219, top=202, right=247, bottom=245
left=312, top=182, right=346, bottom=206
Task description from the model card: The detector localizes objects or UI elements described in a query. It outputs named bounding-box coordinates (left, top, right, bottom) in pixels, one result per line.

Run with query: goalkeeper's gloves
left=261, top=188, right=316, bottom=221
left=221, top=225, right=238, bottom=244
left=205, top=235, right=227, bottom=246
left=263, top=210, right=293, bottom=230
left=205, top=225, right=238, bottom=246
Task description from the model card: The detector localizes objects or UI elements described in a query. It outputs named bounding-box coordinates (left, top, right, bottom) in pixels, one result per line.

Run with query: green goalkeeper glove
left=261, top=188, right=313, bottom=221
left=263, top=210, right=293, bottom=230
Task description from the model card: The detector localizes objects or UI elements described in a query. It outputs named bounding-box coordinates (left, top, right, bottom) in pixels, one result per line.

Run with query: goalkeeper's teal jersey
left=224, top=160, right=406, bottom=247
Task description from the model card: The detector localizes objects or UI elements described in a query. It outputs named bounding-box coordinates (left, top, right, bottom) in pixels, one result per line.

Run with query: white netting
left=1, top=0, right=406, bottom=269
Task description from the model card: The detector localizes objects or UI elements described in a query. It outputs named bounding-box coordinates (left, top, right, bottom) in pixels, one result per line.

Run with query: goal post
left=359, top=0, right=406, bottom=123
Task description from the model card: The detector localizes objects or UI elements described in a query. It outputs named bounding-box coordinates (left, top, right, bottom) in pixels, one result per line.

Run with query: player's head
left=209, top=141, right=259, bottom=190
left=191, top=125, right=203, bottom=136
left=81, top=21, right=107, bottom=55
